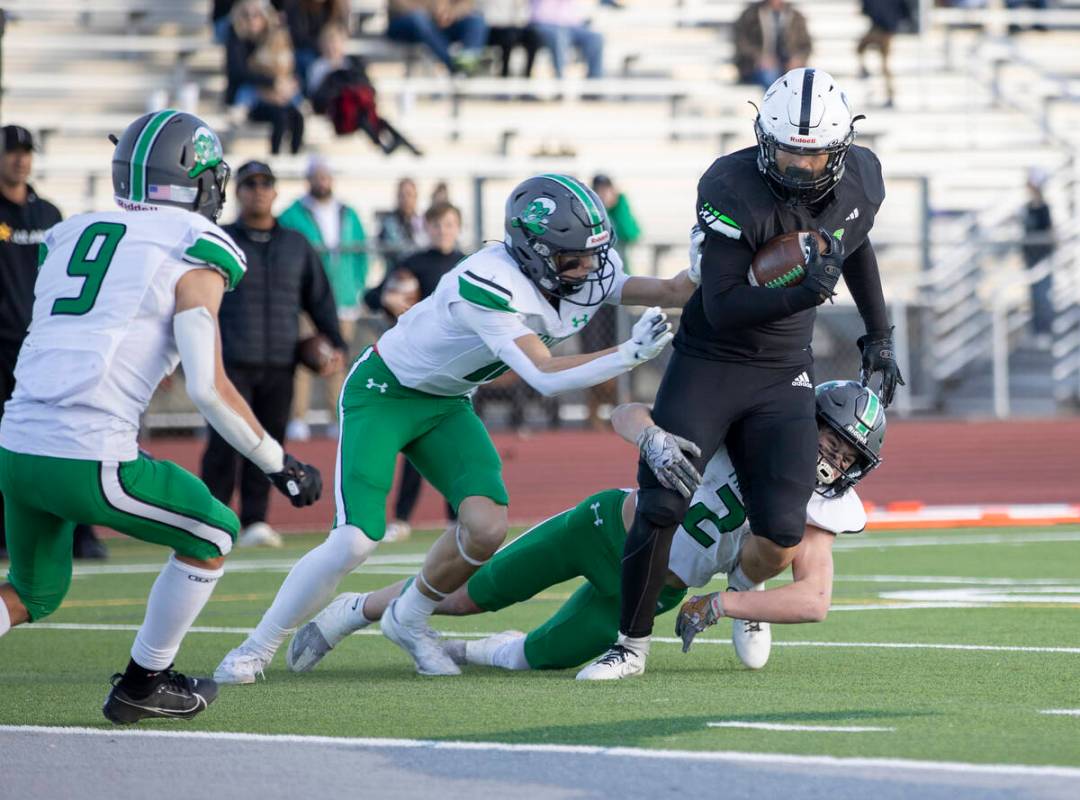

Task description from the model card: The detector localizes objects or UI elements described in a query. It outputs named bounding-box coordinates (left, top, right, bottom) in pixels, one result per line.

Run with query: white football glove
left=636, top=424, right=702, bottom=499
left=618, top=306, right=673, bottom=366
left=687, top=224, right=705, bottom=286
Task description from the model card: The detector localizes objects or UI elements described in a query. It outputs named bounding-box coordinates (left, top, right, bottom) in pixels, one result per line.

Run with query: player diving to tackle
left=215, top=174, right=699, bottom=681
left=0, top=111, right=322, bottom=723
left=286, top=380, right=886, bottom=675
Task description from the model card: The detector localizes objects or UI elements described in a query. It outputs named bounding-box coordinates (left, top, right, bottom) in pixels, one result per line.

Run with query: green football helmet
left=504, top=174, right=616, bottom=306
left=111, top=110, right=230, bottom=221
left=814, top=380, right=886, bottom=497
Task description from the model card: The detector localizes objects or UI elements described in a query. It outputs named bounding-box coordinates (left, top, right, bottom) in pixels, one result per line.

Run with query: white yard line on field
left=1, top=725, right=1078, bottom=779
left=13, top=622, right=1080, bottom=654
left=834, top=531, right=1080, bottom=550
left=1039, top=709, right=1080, bottom=716
left=707, top=722, right=894, bottom=733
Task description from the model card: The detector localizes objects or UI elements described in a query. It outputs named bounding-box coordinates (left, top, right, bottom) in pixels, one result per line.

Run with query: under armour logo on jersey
left=791, top=371, right=812, bottom=388
left=845, top=208, right=860, bottom=222
left=572, top=314, right=590, bottom=328
left=590, top=502, right=604, bottom=527
left=366, top=378, right=388, bottom=394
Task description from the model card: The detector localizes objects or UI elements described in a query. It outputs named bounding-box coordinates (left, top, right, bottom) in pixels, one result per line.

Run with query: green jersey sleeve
left=182, top=224, right=247, bottom=290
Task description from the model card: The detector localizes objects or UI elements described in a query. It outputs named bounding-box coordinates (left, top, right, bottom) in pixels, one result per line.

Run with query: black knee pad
left=636, top=486, right=690, bottom=530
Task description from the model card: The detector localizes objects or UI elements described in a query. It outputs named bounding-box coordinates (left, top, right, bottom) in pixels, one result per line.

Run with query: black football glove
left=858, top=329, right=906, bottom=407
left=268, top=454, right=323, bottom=508
left=802, top=229, right=845, bottom=304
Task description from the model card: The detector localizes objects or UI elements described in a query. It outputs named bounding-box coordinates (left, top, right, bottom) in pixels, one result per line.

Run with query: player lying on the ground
left=285, top=380, right=886, bottom=675
left=0, top=112, right=321, bottom=723
left=215, top=174, right=700, bottom=682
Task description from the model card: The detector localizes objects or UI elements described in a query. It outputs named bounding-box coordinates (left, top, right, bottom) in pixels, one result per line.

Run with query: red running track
left=138, top=419, right=1080, bottom=532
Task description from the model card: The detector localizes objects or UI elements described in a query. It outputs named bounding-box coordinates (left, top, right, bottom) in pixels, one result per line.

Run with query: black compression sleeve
left=700, top=233, right=820, bottom=330
left=841, top=240, right=891, bottom=336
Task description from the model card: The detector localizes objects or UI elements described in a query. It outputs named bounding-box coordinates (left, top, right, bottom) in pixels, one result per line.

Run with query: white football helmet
left=754, top=68, right=859, bottom=205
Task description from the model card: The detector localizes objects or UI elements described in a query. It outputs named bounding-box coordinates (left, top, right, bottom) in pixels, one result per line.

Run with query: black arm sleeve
left=699, top=232, right=820, bottom=330
left=841, top=239, right=891, bottom=336
left=300, top=243, right=347, bottom=350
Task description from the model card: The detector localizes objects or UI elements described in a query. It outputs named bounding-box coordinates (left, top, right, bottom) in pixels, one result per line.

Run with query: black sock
left=119, top=659, right=167, bottom=698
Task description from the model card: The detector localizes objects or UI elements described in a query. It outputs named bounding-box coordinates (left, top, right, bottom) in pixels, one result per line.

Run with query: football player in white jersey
left=285, top=381, right=885, bottom=676
left=0, top=111, right=321, bottom=723
left=216, top=174, right=699, bottom=681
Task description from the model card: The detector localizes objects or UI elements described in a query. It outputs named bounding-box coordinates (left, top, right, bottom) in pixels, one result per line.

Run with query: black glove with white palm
left=268, top=454, right=323, bottom=507
left=858, top=327, right=905, bottom=407
left=637, top=424, right=702, bottom=499
left=802, top=228, right=845, bottom=304
left=617, top=306, right=674, bottom=366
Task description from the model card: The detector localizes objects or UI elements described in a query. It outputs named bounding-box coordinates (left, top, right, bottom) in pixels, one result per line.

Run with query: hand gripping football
left=749, top=230, right=828, bottom=289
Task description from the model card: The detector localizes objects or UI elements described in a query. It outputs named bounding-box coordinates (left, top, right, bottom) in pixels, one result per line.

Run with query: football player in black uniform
left=579, top=67, right=904, bottom=680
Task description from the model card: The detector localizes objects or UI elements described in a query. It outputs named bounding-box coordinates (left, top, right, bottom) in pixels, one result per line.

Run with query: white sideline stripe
left=707, top=722, right=894, bottom=733
left=16, top=623, right=1080, bottom=654
left=99, top=463, right=233, bottom=556
left=835, top=531, right=1080, bottom=550
left=1040, top=709, right=1080, bottom=716
left=832, top=575, right=1080, bottom=587
left=2, top=725, right=1079, bottom=779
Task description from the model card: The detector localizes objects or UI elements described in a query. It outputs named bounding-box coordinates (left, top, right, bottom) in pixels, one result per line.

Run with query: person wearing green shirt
left=279, top=157, right=368, bottom=440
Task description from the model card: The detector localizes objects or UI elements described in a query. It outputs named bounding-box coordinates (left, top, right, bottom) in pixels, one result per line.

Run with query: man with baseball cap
left=200, top=160, right=346, bottom=548
left=0, top=126, right=108, bottom=560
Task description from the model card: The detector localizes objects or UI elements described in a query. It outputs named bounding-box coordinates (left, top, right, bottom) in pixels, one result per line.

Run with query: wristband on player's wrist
left=249, top=434, right=285, bottom=475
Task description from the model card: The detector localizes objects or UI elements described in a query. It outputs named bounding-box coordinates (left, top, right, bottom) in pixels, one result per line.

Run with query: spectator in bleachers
left=733, top=0, right=812, bottom=89
left=480, top=0, right=541, bottom=77
left=376, top=177, right=429, bottom=271
left=386, top=0, right=489, bottom=76
left=214, top=0, right=286, bottom=43
left=0, top=126, right=107, bottom=561
left=279, top=156, right=369, bottom=441
left=202, top=161, right=347, bottom=548
left=857, top=0, right=912, bottom=108
left=225, top=0, right=306, bottom=155
left=1022, top=167, right=1055, bottom=346
left=364, top=202, right=465, bottom=541
left=579, top=174, right=639, bottom=429
left=430, top=180, right=452, bottom=207
left=308, top=24, right=422, bottom=155
left=283, top=0, right=350, bottom=92
left=528, top=0, right=604, bottom=79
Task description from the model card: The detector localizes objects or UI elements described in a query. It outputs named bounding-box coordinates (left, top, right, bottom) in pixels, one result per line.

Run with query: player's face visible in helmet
left=554, top=250, right=602, bottom=284
left=816, top=425, right=859, bottom=486
left=774, top=147, right=829, bottom=182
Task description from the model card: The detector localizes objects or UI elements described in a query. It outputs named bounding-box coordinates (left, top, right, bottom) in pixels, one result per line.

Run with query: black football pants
left=619, top=349, right=818, bottom=638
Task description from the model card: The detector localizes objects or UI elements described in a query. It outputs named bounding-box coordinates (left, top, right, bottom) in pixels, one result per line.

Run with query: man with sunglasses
left=582, top=68, right=904, bottom=680
left=0, top=112, right=322, bottom=722
left=200, top=160, right=346, bottom=549
left=216, top=173, right=699, bottom=681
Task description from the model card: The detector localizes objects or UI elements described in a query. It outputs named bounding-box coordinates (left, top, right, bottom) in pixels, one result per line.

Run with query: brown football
left=296, top=333, right=335, bottom=372
left=749, top=230, right=827, bottom=289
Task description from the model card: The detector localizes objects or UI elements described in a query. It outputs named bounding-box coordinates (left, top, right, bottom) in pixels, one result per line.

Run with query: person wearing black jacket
left=0, top=125, right=106, bottom=560
left=364, top=201, right=463, bottom=542
left=200, top=161, right=346, bottom=548
left=580, top=69, right=904, bottom=680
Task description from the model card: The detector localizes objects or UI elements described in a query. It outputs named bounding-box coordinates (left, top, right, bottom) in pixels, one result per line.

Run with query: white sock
left=349, top=592, right=375, bottom=627
left=617, top=632, right=651, bottom=657
left=0, top=600, right=11, bottom=638
left=130, top=555, right=222, bottom=671
left=394, top=580, right=438, bottom=629
left=489, top=635, right=530, bottom=671
left=728, top=564, right=754, bottom=592
left=248, top=525, right=377, bottom=659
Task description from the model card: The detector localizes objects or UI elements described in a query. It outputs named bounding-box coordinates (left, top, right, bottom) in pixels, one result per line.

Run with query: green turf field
left=2, top=526, right=1078, bottom=767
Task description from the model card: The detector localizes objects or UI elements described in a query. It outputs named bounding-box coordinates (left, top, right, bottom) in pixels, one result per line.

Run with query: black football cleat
left=102, top=670, right=219, bottom=724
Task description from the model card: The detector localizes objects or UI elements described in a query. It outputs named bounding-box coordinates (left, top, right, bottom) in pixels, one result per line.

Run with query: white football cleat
left=575, top=641, right=647, bottom=681
left=383, top=520, right=412, bottom=543
left=380, top=597, right=461, bottom=676
left=236, top=522, right=283, bottom=549
left=732, top=583, right=771, bottom=670
left=463, top=631, right=527, bottom=667
left=287, top=592, right=372, bottom=673
left=214, top=643, right=272, bottom=685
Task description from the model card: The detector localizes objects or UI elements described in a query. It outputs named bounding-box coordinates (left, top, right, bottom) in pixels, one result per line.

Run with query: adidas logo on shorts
left=791, top=371, right=812, bottom=389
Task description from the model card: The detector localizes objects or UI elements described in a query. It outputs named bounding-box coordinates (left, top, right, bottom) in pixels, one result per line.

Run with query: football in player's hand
left=749, top=230, right=828, bottom=289
left=296, top=334, right=336, bottom=373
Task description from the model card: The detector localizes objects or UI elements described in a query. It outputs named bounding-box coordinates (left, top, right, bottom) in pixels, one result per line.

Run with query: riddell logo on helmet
left=585, top=231, right=610, bottom=247
left=789, top=136, right=817, bottom=144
